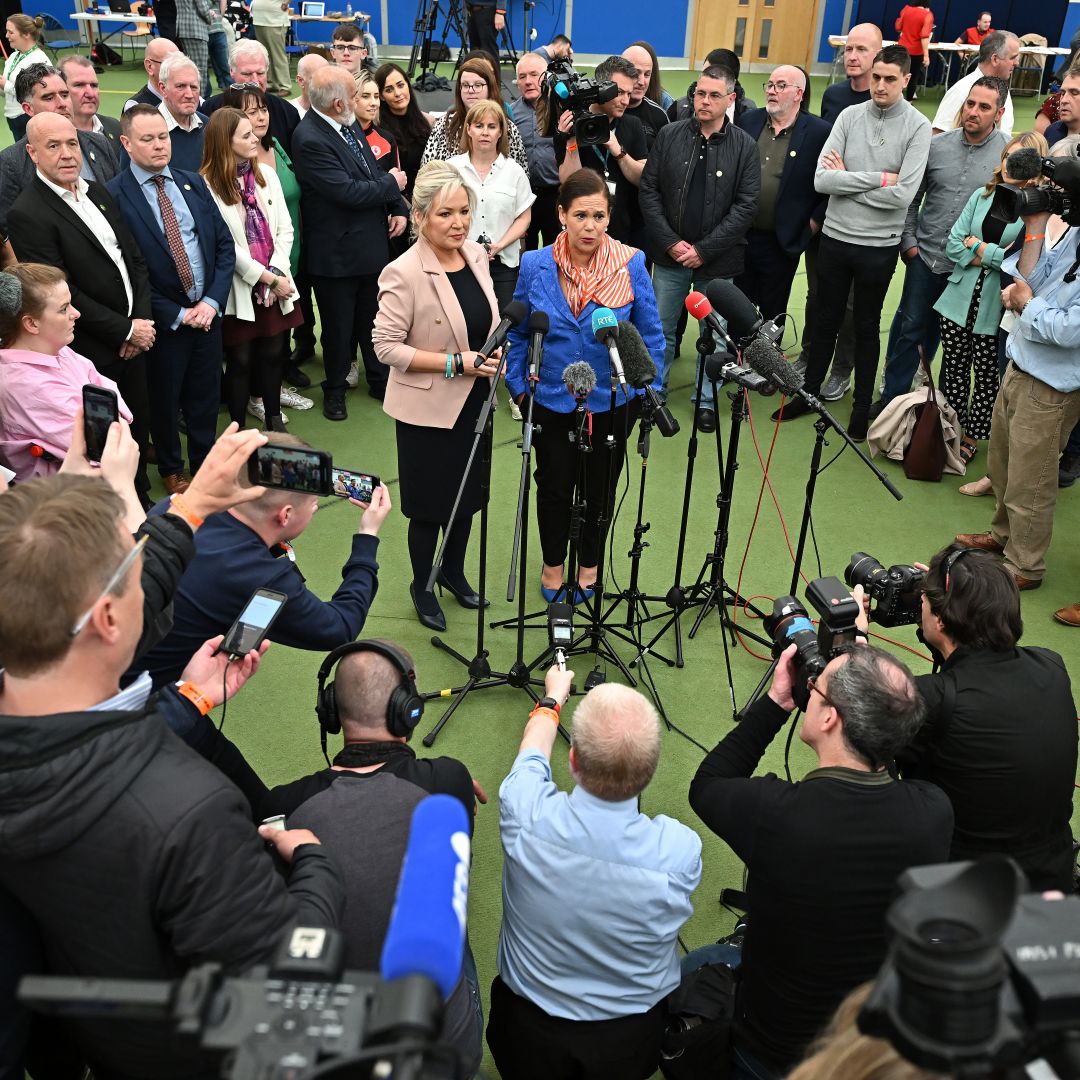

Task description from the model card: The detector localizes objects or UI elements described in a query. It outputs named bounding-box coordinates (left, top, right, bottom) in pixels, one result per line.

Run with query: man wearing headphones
left=255, top=639, right=484, bottom=1077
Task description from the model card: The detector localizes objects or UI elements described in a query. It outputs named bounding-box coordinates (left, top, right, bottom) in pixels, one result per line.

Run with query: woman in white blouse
left=200, top=107, right=301, bottom=432
left=0, top=15, right=48, bottom=141
left=448, top=100, right=534, bottom=311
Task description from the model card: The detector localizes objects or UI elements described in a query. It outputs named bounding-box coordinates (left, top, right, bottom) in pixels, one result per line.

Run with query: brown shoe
left=161, top=472, right=190, bottom=496
left=954, top=531, right=1004, bottom=554
left=1013, top=573, right=1042, bottom=592
left=1053, top=603, right=1080, bottom=626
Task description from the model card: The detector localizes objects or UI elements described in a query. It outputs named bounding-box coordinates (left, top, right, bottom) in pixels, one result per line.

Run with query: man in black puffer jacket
left=640, top=62, right=760, bottom=433
left=0, top=474, right=344, bottom=1080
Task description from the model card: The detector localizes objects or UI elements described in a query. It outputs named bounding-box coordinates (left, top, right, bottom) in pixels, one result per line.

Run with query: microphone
left=744, top=337, right=804, bottom=396
left=1004, top=146, right=1043, bottom=183
left=591, top=306, right=628, bottom=390
left=706, top=279, right=783, bottom=347
left=474, top=299, right=527, bottom=367
left=704, top=351, right=769, bottom=392
left=562, top=360, right=597, bottom=399
left=526, top=310, right=549, bottom=383
left=616, top=322, right=679, bottom=437
left=380, top=794, right=471, bottom=999
left=685, top=291, right=734, bottom=348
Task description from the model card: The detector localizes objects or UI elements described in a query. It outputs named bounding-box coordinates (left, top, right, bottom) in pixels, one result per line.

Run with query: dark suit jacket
left=108, top=166, right=235, bottom=329
left=737, top=108, right=832, bottom=257
left=124, top=84, right=162, bottom=111
left=8, top=178, right=152, bottom=373
left=204, top=89, right=299, bottom=154
left=291, top=110, right=408, bottom=278
left=97, top=114, right=122, bottom=157
left=0, top=128, right=117, bottom=234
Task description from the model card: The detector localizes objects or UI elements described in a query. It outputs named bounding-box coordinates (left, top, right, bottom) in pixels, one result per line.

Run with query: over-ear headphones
left=315, top=640, right=425, bottom=755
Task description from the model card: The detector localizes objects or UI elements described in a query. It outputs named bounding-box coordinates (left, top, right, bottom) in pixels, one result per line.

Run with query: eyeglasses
left=763, top=80, right=795, bottom=93
left=807, top=675, right=838, bottom=712
left=694, top=88, right=733, bottom=102
left=70, top=533, right=148, bottom=637
left=460, top=80, right=488, bottom=92
left=332, top=43, right=365, bottom=53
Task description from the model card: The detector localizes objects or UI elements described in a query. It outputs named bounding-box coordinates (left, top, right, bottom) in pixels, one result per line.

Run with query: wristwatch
left=613, top=147, right=627, bottom=161
left=536, top=695, right=561, bottom=712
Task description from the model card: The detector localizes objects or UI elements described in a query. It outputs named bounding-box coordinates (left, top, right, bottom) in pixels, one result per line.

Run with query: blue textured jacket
left=504, top=247, right=666, bottom=414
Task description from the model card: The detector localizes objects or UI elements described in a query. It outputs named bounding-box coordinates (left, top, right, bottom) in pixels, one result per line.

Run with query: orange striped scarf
left=551, top=230, right=636, bottom=317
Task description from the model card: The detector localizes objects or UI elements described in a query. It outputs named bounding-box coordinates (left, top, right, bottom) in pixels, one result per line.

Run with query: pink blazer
left=373, top=237, right=499, bottom=430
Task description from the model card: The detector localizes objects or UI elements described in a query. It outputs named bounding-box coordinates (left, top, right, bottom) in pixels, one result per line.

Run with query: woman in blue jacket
left=505, top=168, right=666, bottom=602
left=933, top=134, right=1037, bottom=469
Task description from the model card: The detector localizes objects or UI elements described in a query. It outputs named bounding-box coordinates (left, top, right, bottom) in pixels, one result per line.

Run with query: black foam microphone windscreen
left=744, top=338, right=803, bottom=395
left=615, top=322, right=658, bottom=387
left=1005, top=147, right=1043, bottom=183
left=706, top=279, right=762, bottom=341
left=562, top=361, right=597, bottom=398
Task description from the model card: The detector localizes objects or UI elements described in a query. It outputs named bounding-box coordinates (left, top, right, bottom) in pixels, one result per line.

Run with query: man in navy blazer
left=291, top=66, right=408, bottom=421
left=109, top=104, right=235, bottom=495
left=736, top=66, right=831, bottom=322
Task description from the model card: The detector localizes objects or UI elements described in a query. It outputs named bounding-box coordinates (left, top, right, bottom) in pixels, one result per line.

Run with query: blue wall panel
left=816, top=0, right=854, bottom=62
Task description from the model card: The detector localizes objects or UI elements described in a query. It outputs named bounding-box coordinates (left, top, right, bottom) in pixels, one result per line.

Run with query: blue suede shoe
left=540, top=580, right=566, bottom=603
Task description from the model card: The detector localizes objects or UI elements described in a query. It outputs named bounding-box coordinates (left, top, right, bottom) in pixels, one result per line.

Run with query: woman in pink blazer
left=373, top=160, right=499, bottom=632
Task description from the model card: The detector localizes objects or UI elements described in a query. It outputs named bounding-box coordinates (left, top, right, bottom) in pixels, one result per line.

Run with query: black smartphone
left=247, top=444, right=333, bottom=496
left=217, top=588, right=287, bottom=659
left=82, top=384, right=119, bottom=463
left=331, top=467, right=380, bottom=502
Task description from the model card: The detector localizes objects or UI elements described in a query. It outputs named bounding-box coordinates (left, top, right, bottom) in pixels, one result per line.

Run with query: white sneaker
left=279, top=386, right=314, bottom=410
left=345, top=361, right=360, bottom=389
left=509, top=397, right=523, bottom=421
left=247, top=397, right=265, bottom=423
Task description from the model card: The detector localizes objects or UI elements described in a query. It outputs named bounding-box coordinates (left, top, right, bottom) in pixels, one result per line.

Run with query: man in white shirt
left=290, top=52, right=329, bottom=118
left=932, top=29, right=1019, bottom=135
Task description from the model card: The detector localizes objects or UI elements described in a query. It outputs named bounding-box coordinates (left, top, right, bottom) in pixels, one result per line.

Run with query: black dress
left=395, top=264, right=491, bottom=522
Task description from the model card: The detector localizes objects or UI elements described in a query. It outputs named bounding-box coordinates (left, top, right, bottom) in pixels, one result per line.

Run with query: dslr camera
left=990, top=152, right=1080, bottom=227
left=845, top=552, right=924, bottom=628
left=762, top=577, right=861, bottom=710
left=544, top=58, right=618, bottom=148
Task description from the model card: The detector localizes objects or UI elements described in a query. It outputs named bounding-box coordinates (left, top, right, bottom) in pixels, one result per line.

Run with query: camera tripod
left=406, top=0, right=466, bottom=85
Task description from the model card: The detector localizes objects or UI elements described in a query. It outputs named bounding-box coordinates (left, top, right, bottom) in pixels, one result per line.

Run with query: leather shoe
left=695, top=407, right=717, bottom=433
left=1053, top=602, right=1080, bottom=626
left=323, top=393, right=347, bottom=421
left=848, top=406, right=870, bottom=443
left=161, top=471, right=190, bottom=495
left=437, top=571, right=489, bottom=609
left=410, top=582, right=446, bottom=632
left=284, top=363, right=311, bottom=389
left=954, top=531, right=1004, bottom=554
left=771, top=396, right=813, bottom=423
left=1014, top=573, right=1042, bottom=592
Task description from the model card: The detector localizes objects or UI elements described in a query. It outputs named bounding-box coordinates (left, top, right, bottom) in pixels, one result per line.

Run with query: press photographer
left=894, top=545, right=1078, bottom=893
left=688, top=624, right=952, bottom=1079
left=957, top=146, right=1080, bottom=593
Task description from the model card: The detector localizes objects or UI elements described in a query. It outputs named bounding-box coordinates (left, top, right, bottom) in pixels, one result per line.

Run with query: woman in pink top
left=0, top=263, right=130, bottom=482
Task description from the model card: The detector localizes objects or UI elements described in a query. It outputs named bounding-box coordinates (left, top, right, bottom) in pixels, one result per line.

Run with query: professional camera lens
left=845, top=552, right=889, bottom=597
left=763, top=597, right=823, bottom=710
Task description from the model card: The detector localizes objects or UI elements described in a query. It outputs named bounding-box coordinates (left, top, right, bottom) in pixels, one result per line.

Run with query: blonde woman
left=0, top=15, right=47, bottom=140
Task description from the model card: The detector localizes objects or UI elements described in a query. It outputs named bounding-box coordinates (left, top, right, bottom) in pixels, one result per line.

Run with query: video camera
left=990, top=151, right=1080, bottom=228
left=544, top=58, right=618, bottom=148
left=845, top=552, right=925, bottom=628
left=860, top=858, right=1080, bottom=1079
left=762, top=577, right=861, bottom=710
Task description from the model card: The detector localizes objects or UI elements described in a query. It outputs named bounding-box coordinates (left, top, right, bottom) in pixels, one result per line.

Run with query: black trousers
left=489, top=259, right=519, bottom=313
left=532, top=397, right=639, bottom=569
left=98, top=352, right=151, bottom=503
left=735, top=229, right=801, bottom=323
left=486, top=975, right=667, bottom=1080
left=526, top=185, right=560, bottom=251
left=309, top=272, right=383, bottom=395
left=293, top=255, right=318, bottom=355
left=803, top=235, right=899, bottom=409
left=145, top=322, right=222, bottom=476
left=466, top=2, right=499, bottom=58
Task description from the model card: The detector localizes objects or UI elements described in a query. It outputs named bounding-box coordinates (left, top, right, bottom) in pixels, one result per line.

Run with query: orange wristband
left=174, top=680, right=213, bottom=716
left=1024, top=233, right=1045, bottom=242
left=169, top=493, right=204, bottom=531
left=567, top=140, right=578, bottom=153
left=528, top=705, right=560, bottom=724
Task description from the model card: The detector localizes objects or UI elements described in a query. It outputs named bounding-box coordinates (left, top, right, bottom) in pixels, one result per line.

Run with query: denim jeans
left=652, top=262, right=719, bottom=407
left=880, top=254, right=948, bottom=404
left=208, top=29, right=233, bottom=93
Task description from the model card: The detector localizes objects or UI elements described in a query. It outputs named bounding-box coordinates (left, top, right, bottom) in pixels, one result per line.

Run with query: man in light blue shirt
left=956, top=197, right=1080, bottom=593
left=488, top=667, right=702, bottom=1079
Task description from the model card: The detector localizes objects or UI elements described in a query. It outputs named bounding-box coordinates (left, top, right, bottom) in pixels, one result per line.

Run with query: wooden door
left=690, top=0, right=822, bottom=72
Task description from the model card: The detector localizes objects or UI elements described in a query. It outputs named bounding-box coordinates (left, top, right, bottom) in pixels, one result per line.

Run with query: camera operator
left=894, top=545, right=1078, bottom=892
left=956, top=165, right=1080, bottom=591
left=688, top=641, right=952, bottom=1080
left=0, top=472, right=344, bottom=1080
left=137, top=432, right=392, bottom=690
left=256, top=640, right=484, bottom=1076
left=554, top=54, right=647, bottom=245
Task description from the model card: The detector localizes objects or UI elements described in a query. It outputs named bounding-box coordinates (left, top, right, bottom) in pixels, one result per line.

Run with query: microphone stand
left=420, top=354, right=554, bottom=747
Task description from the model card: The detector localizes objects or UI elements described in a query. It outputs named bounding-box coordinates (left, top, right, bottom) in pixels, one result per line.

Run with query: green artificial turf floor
left=16, top=55, right=1079, bottom=1077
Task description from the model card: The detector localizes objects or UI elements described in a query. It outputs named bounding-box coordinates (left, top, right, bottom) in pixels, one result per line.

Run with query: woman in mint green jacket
left=933, top=134, right=1043, bottom=466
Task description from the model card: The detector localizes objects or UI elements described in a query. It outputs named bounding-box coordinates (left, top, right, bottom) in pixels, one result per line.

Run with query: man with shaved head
left=737, top=64, right=831, bottom=321
left=291, top=51, right=330, bottom=118
left=125, top=37, right=181, bottom=110
left=622, top=42, right=669, bottom=147
left=487, top=667, right=702, bottom=1078
left=9, top=112, right=154, bottom=502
